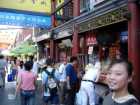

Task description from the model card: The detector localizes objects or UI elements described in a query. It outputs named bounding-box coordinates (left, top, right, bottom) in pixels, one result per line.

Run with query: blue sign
left=120, top=31, right=128, bottom=42
left=0, top=12, right=51, bottom=28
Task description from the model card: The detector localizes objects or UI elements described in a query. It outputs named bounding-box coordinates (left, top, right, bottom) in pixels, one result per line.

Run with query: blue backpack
left=45, top=69, right=58, bottom=95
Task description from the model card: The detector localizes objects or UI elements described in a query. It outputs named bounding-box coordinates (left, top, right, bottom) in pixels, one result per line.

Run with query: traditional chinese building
left=48, top=0, right=140, bottom=100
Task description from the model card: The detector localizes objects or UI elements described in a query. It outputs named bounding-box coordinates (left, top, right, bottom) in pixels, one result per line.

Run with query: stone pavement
left=0, top=75, right=109, bottom=105
left=0, top=81, right=20, bottom=105
left=0, top=80, right=44, bottom=105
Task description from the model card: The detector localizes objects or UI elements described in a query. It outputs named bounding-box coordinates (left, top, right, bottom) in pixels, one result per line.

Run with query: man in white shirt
left=80, top=62, right=101, bottom=105
left=58, top=57, right=67, bottom=105
left=32, top=58, right=39, bottom=77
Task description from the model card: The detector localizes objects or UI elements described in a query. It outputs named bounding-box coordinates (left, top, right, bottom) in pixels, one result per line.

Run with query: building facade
left=36, top=0, right=140, bottom=100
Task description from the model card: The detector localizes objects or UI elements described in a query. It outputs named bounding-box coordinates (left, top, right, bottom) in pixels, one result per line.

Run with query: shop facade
left=77, top=5, right=128, bottom=69
left=34, top=31, right=51, bottom=60
left=52, top=22, right=73, bottom=62
left=50, top=0, right=140, bottom=99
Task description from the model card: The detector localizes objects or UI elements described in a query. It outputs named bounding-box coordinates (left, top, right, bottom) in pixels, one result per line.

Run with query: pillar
left=72, top=0, right=80, bottom=56
left=128, top=1, right=140, bottom=100
left=50, top=0, right=56, bottom=59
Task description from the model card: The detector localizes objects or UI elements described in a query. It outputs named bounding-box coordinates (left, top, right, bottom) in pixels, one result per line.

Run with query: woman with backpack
left=41, top=58, right=59, bottom=105
left=16, top=61, right=37, bottom=105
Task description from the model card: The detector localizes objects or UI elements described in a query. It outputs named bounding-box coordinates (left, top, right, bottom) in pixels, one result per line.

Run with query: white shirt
left=58, top=63, right=66, bottom=82
left=32, top=61, right=39, bottom=76
left=83, top=62, right=101, bottom=82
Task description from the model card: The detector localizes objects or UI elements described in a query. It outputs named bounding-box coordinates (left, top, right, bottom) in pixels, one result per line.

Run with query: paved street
left=0, top=75, right=109, bottom=105
left=0, top=80, right=43, bottom=105
left=0, top=81, right=20, bottom=105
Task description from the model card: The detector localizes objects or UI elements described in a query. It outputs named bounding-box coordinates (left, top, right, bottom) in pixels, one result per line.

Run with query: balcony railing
left=52, top=0, right=73, bottom=26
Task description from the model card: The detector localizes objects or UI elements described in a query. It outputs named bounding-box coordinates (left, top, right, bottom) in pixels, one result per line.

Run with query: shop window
left=80, top=0, right=89, bottom=13
left=96, top=32, right=117, bottom=46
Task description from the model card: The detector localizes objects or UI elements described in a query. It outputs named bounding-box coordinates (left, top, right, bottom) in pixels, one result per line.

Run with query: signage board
left=86, top=36, right=97, bottom=46
left=34, top=32, right=51, bottom=42
left=120, top=31, right=128, bottom=42
left=0, top=0, right=51, bottom=14
left=88, top=46, right=93, bottom=55
left=0, top=12, right=51, bottom=28
left=54, top=30, right=72, bottom=39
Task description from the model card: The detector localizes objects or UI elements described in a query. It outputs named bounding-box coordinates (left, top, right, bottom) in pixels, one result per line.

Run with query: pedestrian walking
left=16, top=61, right=37, bottom=105
left=41, top=58, right=59, bottom=105
left=17, top=61, right=24, bottom=83
left=65, top=56, right=79, bottom=105
left=0, top=54, right=7, bottom=88
left=32, top=58, right=39, bottom=77
left=77, top=61, right=101, bottom=105
left=58, top=56, right=67, bottom=105
left=103, top=59, right=139, bottom=105
left=11, top=58, right=19, bottom=80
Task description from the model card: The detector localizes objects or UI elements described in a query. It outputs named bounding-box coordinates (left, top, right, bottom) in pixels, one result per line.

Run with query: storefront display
left=56, top=39, right=72, bottom=62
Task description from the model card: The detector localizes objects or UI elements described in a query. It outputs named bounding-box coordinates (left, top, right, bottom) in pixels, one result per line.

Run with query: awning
left=10, top=40, right=37, bottom=55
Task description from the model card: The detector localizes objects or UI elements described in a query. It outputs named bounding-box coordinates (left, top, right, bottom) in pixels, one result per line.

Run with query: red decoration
left=86, top=36, right=97, bottom=46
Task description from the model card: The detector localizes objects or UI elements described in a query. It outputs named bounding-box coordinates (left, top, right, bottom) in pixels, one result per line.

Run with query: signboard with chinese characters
left=86, top=36, right=97, bottom=46
left=120, top=31, right=128, bottom=42
left=0, top=0, right=51, bottom=14
left=0, top=12, right=51, bottom=28
left=88, top=46, right=93, bottom=55
left=34, top=32, right=51, bottom=42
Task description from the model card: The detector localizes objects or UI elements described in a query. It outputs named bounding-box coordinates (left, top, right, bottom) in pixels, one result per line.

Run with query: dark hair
left=108, top=59, right=133, bottom=77
left=0, top=54, right=4, bottom=59
left=108, top=59, right=134, bottom=93
left=70, top=56, right=78, bottom=62
left=24, top=61, right=33, bottom=71
left=20, top=61, right=24, bottom=69
left=45, top=58, right=54, bottom=66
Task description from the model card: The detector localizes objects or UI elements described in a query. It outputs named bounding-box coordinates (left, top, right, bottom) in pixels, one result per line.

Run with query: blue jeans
left=43, top=94, right=59, bottom=104
left=20, top=90, right=35, bottom=105
left=0, top=71, right=5, bottom=87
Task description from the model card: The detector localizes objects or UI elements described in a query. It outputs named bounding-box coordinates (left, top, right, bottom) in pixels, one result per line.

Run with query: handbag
left=7, top=74, right=14, bottom=82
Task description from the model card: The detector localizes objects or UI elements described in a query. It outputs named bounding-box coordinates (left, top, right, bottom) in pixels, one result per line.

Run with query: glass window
left=80, top=0, right=90, bottom=13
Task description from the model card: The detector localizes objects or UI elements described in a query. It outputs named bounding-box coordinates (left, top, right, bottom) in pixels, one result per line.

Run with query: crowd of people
left=0, top=54, right=139, bottom=105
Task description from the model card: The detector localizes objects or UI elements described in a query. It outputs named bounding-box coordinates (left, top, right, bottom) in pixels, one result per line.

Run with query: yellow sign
left=0, top=0, right=51, bottom=14
left=56, top=0, right=64, bottom=7
left=56, top=0, right=64, bottom=15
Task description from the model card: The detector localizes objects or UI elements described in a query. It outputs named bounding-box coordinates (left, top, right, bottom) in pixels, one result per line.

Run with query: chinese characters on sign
left=0, top=12, right=51, bottom=28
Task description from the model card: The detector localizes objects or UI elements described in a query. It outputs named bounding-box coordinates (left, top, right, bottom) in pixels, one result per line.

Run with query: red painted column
left=51, top=0, right=56, bottom=27
left=50, top=0, right=56, bottom=59
left=128, top=1, right=140, bottom=100
left=72, top=0, right=80, bottom=56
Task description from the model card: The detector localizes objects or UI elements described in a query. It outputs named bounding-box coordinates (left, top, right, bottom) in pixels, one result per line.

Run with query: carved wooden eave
left=52, top=0, right=128, bottom=39
left=78, top=6, right=128, bottom=33
left=76, top=0, right=128, bottom=33
left=75, top=0, right=127, bottom=24
left=52, top=19, right=74, bottom=39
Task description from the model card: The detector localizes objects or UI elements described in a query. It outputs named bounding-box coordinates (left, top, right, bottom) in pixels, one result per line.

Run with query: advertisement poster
left=0, top=12, right=51, bottom=28
left=0, top=0, right=51, bottom=14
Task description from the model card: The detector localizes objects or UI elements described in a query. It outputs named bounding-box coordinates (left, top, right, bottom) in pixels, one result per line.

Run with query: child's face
left=107, top=63, right=131, bottom=92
